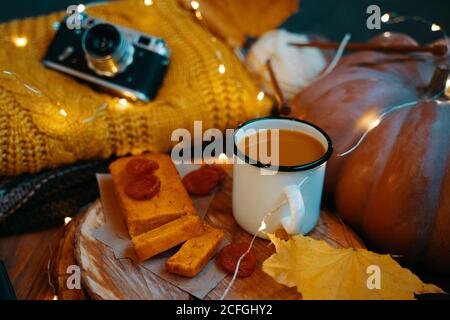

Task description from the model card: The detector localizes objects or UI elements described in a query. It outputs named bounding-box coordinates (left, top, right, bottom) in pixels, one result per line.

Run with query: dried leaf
left=179, top=0, right=300, bottom=47
left=262, top=234, right=443, bottom=300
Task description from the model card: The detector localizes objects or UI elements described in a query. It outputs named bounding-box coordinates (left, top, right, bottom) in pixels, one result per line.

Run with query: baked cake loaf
left=110, top=153, right=195, bottom=237
left=132, top=215, right=204, bottom=261
left=166, top=224, right=224, bottom=277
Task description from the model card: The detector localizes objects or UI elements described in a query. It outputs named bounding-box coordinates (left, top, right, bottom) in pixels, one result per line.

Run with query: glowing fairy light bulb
left=195, top=10, right=203, bottom=20
left=144, top=0, right=153, bottom=6
left=52, top=295, right=58, bottom=300
left=116, top=98, right=130, bottom=110
left=431, top=24, right=441, bottom=32
left=190, top=1, right=200, bottom=10
left=218, top=153, right=228, bottom=164
left=13, top=36, right=28, bottom=47
left=369, top=118, right=381, bottom=130
left=64, top=217, right=72, bottom=225
left=381, top=13, right=390, bottom=23
left=258, top=220, right=267, bottom=232
left=257, top=91, right=265, bottom=101
left=383, top=31, right=391, bottom=38
left=359, top=111, right=381, bottom=131
left=218, top=64, right=226, bottom=74
left=77, top=4, right=86, bottom=12
left=59, top=109, right=68, bottom=117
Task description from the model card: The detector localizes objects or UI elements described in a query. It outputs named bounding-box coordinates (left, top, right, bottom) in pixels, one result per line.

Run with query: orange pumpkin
left=291, top=33, right=450, bottom=273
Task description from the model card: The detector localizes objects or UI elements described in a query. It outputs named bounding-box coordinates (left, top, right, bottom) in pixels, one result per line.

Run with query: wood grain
left=289, top=41, right=448, bottom=56
left=75, top=201, right=190, bottom=300
left=49, top=214, right=87, bottom=300
left=56, top=166, right=364, bottom=300
left=205, top=171, right=364, bottom=299
left=0, top=226, right=62, bottom=300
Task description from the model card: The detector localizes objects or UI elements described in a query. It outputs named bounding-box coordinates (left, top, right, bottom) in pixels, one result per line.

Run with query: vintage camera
left=43, top=14, right=170, bottom=101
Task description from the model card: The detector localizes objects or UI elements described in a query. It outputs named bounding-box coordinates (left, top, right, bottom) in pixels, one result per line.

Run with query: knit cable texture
left=0, top=0, right=271, bottom=175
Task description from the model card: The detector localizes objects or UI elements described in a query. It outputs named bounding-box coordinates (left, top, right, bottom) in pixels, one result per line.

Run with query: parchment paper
left=92, top=163, right=227, bottom=299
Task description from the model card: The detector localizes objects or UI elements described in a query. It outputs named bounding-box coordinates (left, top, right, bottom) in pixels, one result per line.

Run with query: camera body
left=43, top=14, right=170, bottom=102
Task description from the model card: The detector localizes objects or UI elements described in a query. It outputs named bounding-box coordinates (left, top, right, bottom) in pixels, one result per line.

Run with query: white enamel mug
left=232, top=117, right=333, bottom=239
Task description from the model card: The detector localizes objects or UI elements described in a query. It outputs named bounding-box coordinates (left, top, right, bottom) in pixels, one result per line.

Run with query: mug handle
left=280, top=184, right=306, bottom=235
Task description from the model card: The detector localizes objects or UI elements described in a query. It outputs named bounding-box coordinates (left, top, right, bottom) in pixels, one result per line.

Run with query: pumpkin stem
left=422, top=64, right=449, bottom=99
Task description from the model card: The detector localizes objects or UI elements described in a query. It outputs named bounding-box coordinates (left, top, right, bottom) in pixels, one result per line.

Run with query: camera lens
left=82, top=23, right=134, bottom=77
left=84, top=24, right=120, bottom=57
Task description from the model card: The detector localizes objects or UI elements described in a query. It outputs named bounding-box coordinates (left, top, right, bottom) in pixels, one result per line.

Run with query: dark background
left=0, top=0, right=449, bottom=43
left=0, top=0, right=449, bottom=297
left=285, top=0, right=450, bottom=43
left=0, top=0, right=450, bottom=43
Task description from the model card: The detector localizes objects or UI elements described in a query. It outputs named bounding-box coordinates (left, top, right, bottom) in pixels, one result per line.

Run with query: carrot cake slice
left=166, top=224, right=224, bottom=277
left=110, top=153, right=196, bottom=237
left=132, top=215, right=204, bottom=261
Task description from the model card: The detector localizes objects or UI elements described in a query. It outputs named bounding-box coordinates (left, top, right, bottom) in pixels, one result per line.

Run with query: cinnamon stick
left=288, top=42, right=448, bottom=56
left=266, top=60, right=291, bottom=116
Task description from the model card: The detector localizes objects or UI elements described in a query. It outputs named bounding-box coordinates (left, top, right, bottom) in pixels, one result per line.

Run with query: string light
left=358, top=112, right=381, bottom=132
left=369, top=118, right=381, bottom=130
left=383, top=31, right=391, bottom=38
left=431, top=24, right=441, bottom=31
left=220, top=177, right=309, bottom=300
left=195, top=10, right=203, bottom=20
left=319, top=33, right=351, bottom=78
left=257, top=91, right=265, bottom=101
left=64, top=217, right=72, bottom=225
left=219, top=212, right=274, bottom=300
left=52, top=21, right=60, bottom=30
left=258, top=220, right=267, bottom=232
left=190, top=1, right=200, bottom=10
left=52, top=295, right=58, bottom=300
left=339, top=101, right=418, bottom=157
left=0, top=0, right=228, bottom=145
left=13, top=36, right=27, bottom=47
left=185, top=0, right=230, bottom=95
left=77, top=4, right=86, bottom=13
left=337, top=12, right=449, bottom=156
left=2, top=66, right=109, bottom=126
left=218, top=153, right=229, bottom=164
left=115, top=98, right=130, bottom=110
left=2, top=4, right=444, bottom=164
left=81, top=102, right=108, bottom=123
left=220, top=225, right=261, bottom=300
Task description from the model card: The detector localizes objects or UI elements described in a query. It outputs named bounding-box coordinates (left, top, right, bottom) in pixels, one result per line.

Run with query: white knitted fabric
left=245, top=29, right=327, bottom=100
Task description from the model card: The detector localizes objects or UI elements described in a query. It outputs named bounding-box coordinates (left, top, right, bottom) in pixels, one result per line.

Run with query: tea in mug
left=238, top=129, right=325, bottom=166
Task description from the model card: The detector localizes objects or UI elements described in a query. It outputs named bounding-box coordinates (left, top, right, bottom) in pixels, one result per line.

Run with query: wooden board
left=0, top=226, right=63, bottom=300
left=51, top=167, right=365, bottom=300
left=49, top=214, right=87, bottom=300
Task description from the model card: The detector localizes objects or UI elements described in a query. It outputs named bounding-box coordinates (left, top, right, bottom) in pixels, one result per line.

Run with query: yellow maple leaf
left=262, top=234, right=443, bottom=300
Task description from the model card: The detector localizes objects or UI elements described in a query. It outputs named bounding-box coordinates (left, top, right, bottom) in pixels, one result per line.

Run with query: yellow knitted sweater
left=0, top=0, right=271, bottom=175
